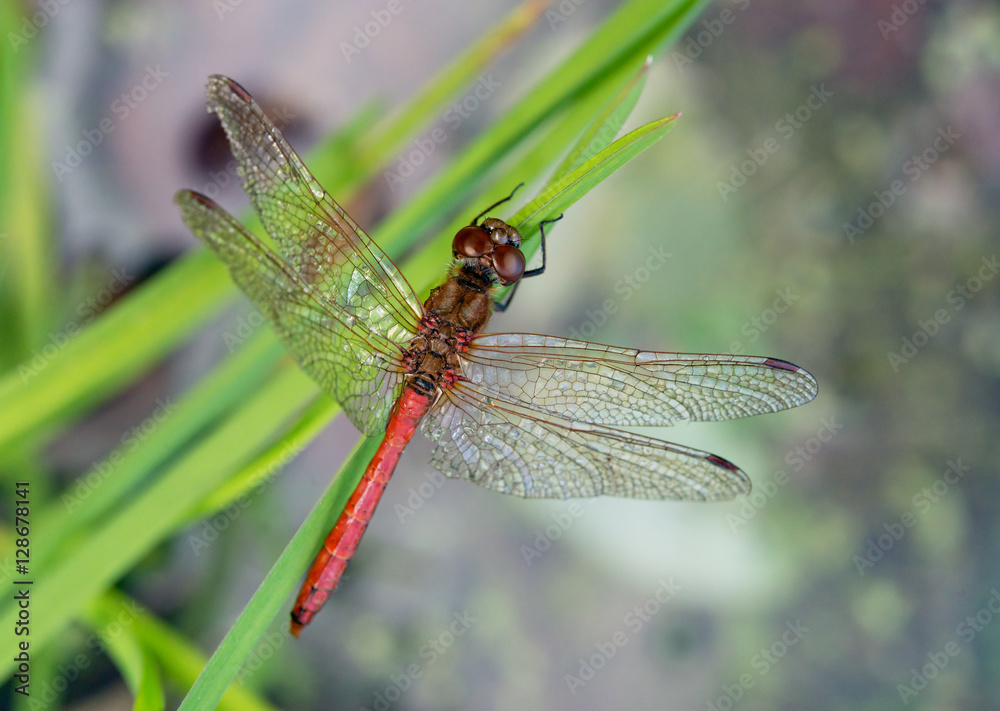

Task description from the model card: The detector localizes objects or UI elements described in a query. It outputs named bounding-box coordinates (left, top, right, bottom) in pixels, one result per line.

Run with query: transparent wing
left=176, top=190, right=410, bottom=435
left=459, top=334, right=818, bottom=426
left=205, top=74, right=422, bottom=343
left=422, top=383, right=750, bottom=501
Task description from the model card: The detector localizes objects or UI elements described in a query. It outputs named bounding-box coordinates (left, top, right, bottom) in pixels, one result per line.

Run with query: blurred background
left=2, top=0, right=999, bottom=709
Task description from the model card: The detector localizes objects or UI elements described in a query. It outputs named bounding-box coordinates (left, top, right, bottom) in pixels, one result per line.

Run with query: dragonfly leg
left=494, top=214, right=561, bottom=312
left=472, top=183, right=525, bottom=226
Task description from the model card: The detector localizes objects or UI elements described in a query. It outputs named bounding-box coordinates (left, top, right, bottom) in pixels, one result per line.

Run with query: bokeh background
left=2, top=0, right=999, bottom=709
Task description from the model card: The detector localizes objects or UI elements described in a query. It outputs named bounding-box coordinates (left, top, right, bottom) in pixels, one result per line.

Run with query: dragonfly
left=175, top=75, right=818, bottom=637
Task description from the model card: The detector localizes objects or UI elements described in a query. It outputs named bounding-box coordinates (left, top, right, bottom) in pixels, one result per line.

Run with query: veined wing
left=422, top=382, right=750, bottom=501
left=459, top=334, right=818, bottom=426
left=176, top=191, right=411, bottom=435
left=205, top=74, right=422, bottom=343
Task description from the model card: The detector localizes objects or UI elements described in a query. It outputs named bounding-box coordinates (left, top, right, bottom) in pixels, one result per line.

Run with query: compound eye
left=492, top=244, right=526, bottom=284
left=453, top=226, right=492, bottom=258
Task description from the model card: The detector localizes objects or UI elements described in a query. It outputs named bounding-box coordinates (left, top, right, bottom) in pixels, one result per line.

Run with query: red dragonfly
left=175, top=76, right=818, bottom=636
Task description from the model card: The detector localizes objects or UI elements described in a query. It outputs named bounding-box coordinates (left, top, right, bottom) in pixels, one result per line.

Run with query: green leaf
left=0, top=0, right=543, bottom=449
left=28, top=330, right=285, bottom=566
left=0, top=364, right=319, bottom=679
left=178, top=435, right=381, bottom=711
left=0, top=250, right=233, bottom=449
left=102, top=589, right=281, bottom=711
left=512, top=114, right=679, bottom=232
left=84, top=594, right=165, bottom=711
left=550, top=56, right=653, bottom=182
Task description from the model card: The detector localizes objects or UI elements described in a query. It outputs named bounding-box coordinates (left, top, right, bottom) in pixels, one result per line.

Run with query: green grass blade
left=183, top=393, right=340, bottom=523
left=372, top=0, right=711, bottom=259
left=512, top=114, right=679, bottom=230
left=550, top=56, right=653, bottom=181
left=27, top=330, right=285, bottom=565
left=0, top=0, right=52, bottom=366
left=84, top=594, right=165, bottom=711
left=0, top=250, right=232, bottom=449
left=0, top=364, right=319, bottom=678
left=0, top=3, right=541, bottom=447
left=100, top=589, right=280, bottom=711
left=177, top=435, right=381, bottom=711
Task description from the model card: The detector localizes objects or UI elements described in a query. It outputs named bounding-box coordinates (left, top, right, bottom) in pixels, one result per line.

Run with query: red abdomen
left=290, top=386, right=432, bottom=636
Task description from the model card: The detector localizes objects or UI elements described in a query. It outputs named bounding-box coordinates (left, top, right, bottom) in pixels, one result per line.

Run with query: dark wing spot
left=225, top=77, right=254, bottom=103
left=707, top=454, right=741, bottom=472
left=764, top=358, right=801, bottom=373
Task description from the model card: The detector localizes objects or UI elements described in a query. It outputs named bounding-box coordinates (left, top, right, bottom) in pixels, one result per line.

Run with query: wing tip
left=705, top=454, right=752, bottom=499
left=764, top=357, right=819, bottom=402
left=207, top=74, right=253, bottom=103
left=174, top=189, right=215, bottom=209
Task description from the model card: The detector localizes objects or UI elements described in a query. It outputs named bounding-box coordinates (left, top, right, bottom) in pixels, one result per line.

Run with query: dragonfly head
left=452, top=218, right=525, bottom=285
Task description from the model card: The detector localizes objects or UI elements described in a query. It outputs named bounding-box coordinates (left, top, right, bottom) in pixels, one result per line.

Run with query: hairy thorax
left=401, top=264, right=496, bottom=396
